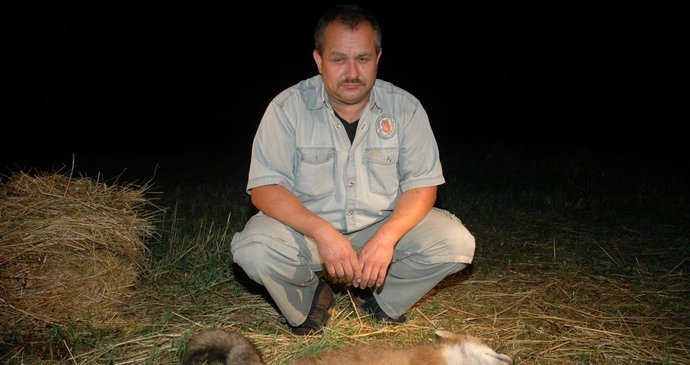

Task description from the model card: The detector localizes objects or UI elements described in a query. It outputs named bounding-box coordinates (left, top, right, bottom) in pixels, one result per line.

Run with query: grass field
left=2, top=141, right=688, bottom=364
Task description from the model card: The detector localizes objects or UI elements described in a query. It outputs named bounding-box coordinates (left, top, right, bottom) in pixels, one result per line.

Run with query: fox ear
left=434, top=330, right=463, bottom=343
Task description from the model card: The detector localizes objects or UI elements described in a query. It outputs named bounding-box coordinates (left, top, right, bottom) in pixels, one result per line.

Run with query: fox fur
left=182, top=328, right=514, bottom=365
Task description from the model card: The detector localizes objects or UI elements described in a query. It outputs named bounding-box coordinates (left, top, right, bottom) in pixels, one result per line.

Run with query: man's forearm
left=374, top=186, right=437, bottom=244
left=250, top=184, right=338, bottom=240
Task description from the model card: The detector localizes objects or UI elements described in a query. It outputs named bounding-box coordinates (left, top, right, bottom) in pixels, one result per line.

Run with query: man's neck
left=331, top=100, right=368, bottom=124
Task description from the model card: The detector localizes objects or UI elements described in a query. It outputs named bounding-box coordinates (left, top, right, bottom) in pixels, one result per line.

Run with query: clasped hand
left=317, top=233, right=394, bottom=290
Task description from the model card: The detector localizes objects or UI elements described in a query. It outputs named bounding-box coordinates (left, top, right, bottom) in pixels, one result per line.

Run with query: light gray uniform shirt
left=247, top=74, right=445, bottom=233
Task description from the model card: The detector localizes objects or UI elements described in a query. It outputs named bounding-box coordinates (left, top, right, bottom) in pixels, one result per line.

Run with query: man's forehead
left=323, top=23, right=376, bottom=50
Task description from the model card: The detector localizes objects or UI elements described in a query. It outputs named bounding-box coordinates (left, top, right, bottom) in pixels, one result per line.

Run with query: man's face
left=313, top=21, right=381, bottom=108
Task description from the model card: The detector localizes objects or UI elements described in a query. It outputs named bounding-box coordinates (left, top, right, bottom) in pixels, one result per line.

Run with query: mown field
left=2, top=140, right=688, bottom=364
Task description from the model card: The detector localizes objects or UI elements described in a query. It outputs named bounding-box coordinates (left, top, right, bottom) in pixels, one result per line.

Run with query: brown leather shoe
left=290, top=279, right=334, bottom=335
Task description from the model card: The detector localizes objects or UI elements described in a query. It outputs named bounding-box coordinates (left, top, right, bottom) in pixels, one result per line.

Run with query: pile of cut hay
left=0, top=171, right=159, bottom=334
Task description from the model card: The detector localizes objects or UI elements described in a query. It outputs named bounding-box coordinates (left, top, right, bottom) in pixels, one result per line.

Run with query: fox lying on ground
left=182, top=328, right=514, bottom=365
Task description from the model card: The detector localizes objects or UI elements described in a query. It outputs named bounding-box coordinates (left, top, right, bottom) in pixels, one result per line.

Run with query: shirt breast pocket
left=295, top=148, right=336, bottom=198
left=365, top=148, right=399, bottom=195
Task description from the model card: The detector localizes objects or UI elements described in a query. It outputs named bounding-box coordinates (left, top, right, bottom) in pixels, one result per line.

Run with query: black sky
left=4, top=2, right=688, bottom=173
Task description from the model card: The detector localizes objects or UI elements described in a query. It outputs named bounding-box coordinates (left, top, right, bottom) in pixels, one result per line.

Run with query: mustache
left=338, top=78, right=365, bottom=86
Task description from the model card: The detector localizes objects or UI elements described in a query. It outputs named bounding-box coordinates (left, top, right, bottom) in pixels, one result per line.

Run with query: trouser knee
left=231, top=238, right=275, bottom=284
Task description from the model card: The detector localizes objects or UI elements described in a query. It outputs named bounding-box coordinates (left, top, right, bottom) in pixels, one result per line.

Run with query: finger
left=326, top=264, right=336, bottom=279
left=334, top=264, right=346, bottom=280
left=367, top=264, right=385, bottom=288
left=342, top=262, right=354, bottom=283
left=362, top=265, right=376, bottom=289
left=375, top=266, right=387, bottom=288
left=351, top=259, right=363, bottom=287
left=368, top=274, right=378, bottom=289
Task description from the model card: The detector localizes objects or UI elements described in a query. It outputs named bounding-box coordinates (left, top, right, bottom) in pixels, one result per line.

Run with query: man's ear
left=313, top=49, right=323, bottom=73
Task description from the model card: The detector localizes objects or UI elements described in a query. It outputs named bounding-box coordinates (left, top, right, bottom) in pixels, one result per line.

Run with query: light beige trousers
left=230, top=207, right=475, bottom=326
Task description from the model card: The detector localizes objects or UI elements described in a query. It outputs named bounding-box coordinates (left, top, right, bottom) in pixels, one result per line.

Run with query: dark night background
left=3, top=2, right=688, bottom=178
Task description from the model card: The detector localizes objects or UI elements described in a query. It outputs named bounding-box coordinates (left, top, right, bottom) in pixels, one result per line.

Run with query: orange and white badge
left=375, top=113, right=397, bottom=139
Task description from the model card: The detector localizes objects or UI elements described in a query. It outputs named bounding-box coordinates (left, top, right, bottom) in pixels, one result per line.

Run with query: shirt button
left=346, top=210, right=353, bottom=216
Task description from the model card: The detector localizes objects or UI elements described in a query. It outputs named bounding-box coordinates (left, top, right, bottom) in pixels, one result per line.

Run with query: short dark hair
left=314, top=3, right=382, bottom=54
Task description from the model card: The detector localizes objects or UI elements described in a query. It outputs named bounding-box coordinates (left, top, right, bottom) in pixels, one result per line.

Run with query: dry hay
left=0, top=171, right=159, bottom=334
left=9, top=220, right=684, bottom=364
left=69, top=263, right=689, bottom=365
left=428, top=265, right=690, bottom=364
